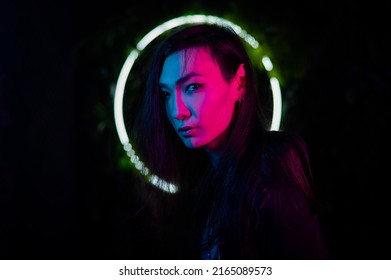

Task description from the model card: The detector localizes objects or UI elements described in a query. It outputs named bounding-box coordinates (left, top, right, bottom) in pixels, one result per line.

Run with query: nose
left=171, top=92, right=191, bottom=120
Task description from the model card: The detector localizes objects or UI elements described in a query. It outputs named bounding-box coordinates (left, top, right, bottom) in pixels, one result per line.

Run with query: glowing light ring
left=114, top=14, right=283, bottom=193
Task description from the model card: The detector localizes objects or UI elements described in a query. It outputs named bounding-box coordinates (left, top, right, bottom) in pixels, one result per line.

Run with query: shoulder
left=257, top=130, right=312, bottom=189
left=248, top=131, right=328, bottom=259
left=248, top=130, right=319, bottom=228
left=261, top=130, right=310, bottom=162
left=242, top=130, right=316, bottom=224
left=242, top=130, right=313, bottom=201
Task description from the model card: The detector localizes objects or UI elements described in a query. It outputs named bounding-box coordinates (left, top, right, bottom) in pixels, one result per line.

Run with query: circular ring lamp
left=113, top=15, right=282, bottom=193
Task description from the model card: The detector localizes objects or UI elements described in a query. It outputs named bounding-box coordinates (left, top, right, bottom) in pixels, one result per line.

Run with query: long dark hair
left=131, top=23, right=317, bottom=258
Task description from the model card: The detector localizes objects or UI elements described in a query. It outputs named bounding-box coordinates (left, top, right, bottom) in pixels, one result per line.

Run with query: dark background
left=1, top=0, right=390, bottom=259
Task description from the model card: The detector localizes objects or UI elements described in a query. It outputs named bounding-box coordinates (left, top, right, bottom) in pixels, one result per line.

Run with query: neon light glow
left=114, top=15, right=283, bottom=193
left=270, top=77, right=282, bottom=131
left=262, top=56, right=273, bottom=71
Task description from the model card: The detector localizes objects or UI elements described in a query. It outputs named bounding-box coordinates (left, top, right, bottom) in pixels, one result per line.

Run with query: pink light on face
left=159, top=47, right=241, bottom=153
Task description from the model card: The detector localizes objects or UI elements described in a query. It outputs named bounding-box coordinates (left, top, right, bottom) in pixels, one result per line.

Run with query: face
left=159, top=47, right=242, bottom=152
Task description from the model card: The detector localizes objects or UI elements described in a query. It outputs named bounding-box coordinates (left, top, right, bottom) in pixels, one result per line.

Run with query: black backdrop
left=1, top=0, right=390, bottom=259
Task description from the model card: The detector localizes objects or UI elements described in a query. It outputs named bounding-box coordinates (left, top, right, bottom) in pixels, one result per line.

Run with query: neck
left=204, top=148, right=221, bottom=169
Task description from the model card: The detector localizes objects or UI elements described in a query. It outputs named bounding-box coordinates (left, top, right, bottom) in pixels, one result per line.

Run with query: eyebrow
left=159, top=72, right=202, bottom=89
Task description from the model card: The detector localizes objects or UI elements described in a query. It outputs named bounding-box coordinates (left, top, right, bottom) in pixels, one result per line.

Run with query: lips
left=178, top=126, right=195, bottom=132
left=177, top=126, right=197, bottom=137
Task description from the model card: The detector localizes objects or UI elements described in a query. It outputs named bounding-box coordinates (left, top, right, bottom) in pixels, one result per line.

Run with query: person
left=130, top=23, right=328, bottom=259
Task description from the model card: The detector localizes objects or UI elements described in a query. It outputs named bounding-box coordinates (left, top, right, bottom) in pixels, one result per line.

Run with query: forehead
left=160, top=47, right=220, bottom=79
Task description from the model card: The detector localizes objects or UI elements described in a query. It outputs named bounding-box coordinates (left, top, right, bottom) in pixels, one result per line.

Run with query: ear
left=233, top=63, right=246, bottom=101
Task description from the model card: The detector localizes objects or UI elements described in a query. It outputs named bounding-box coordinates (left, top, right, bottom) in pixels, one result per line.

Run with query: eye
left=185, top=83, right=203, bottom=93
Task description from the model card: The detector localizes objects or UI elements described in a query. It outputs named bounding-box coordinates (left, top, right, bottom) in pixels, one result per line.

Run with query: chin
left=181, top=138, right=205, bottom=149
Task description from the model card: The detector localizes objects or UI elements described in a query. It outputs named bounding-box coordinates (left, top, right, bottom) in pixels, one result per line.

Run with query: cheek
left=201, top=86, right=235, bottom=124
left=163, top=104, right=175, bottom=129
left=201, top=98, right=235, bottom=133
